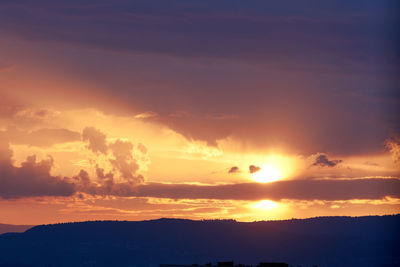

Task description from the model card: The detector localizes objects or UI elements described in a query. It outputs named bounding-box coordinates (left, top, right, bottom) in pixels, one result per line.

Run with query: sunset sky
left=0, top=0, right=399, bottom=225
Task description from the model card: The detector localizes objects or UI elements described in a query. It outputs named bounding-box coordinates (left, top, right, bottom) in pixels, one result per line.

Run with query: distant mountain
left=0, top=215, right=399, bottom=267
left=0, top=224, right=33, bottom=234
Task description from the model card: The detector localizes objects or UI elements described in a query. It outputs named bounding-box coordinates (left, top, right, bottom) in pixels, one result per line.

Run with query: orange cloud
left=82, top=127, right=108, bottom=154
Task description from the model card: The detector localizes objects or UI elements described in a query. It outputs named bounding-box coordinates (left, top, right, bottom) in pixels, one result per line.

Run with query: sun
left=252, top=163, right=282, bottom=183
left=248, top=154, right=298, bottom=183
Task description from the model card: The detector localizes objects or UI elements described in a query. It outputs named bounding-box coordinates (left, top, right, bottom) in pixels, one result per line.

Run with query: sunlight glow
left=252, top=200, right=279, bottom=210
left=252, top=163, right=282, bottom=183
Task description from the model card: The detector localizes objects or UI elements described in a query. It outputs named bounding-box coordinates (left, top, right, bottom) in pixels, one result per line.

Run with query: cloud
left=0, top=0, right=395, bottom=67
left=95, top=165, right=114, bottom=180
left=133, top=178, right=400, bottom=201
left=75, top=129, right=146, bottom=196
left=0, top=138, right=75, bottom=199
left=71, top=167, right=141, bottom=197
left=228, top=166, right=240, bottom=174
left=311, top=154, right=342, bottom=167
left=74, top=169, right=91, bottom=187
left=82, top=127, right=108, bottom=154
left=0, top=126, right=148, bottom=199
left=385, top=137, right=400, bottom=164
left=81, top=126, right=146, bottom=185
left=249, top=165, right=261, bottom=173
left=109, top=139, right=143, bottom=183
left=5, top=127, right=81, bottom=147
left=1, top=132, right=398, bottom=201
left=79, top=128, right=146, bottom=194
left=0, top=1, right=397, bottom=155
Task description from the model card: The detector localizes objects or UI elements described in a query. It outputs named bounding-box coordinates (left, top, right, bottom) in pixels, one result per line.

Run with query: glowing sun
left=252, top=164, right=282, bottom=183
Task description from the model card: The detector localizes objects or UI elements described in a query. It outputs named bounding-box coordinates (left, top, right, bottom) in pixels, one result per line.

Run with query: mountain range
left=0, top=215, right=399, bottom=267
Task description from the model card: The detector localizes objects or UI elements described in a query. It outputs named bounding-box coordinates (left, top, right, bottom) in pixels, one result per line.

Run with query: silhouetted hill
left=0, top=224, right=33, bottom=235
left=0, top=215, right=399, bottom=267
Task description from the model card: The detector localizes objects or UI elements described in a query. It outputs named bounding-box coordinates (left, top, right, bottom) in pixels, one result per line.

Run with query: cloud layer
left=134, top=179, right=400, bottom=201
left=0, top=0, right=398, bottom=155
left=1, top=125, right=399, bottom=201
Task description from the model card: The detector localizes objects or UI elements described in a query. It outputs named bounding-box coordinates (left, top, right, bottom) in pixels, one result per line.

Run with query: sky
left=0, top=0, right=399, bottom=225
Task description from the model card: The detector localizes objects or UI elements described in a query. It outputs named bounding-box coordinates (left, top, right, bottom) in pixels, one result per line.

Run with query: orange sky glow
left=0, top=6, right=399, bottom=225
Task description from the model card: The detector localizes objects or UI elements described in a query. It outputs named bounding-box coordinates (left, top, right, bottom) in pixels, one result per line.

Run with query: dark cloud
left=0, top=0, right=397, bottom=67
left=5, top=127, right=81, bottom=147
left=133, top=178, right=400, bottom=201
left=73, top=168, right=142, bottom=197
left=311, top=154, right=342, bottom=167
left=154, top=114, right=233, bottom=147
left=73, top=169, right=91, bottom=188
left=228, top=166, right=240, bottom=174
left=0, top=138, right=75, bottom=199
left=0, top=0, right=398, bottom=154
left=82, top=127, right=108, bottom=154
left=249, top=165, right=261, bottom=173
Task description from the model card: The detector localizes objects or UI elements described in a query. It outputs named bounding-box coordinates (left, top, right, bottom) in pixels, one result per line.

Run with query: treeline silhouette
left=0, top=215, right=399, bottom=267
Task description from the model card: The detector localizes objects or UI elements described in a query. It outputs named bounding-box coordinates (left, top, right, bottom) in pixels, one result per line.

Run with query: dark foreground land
left=0, top=215, right=399, bottom=267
